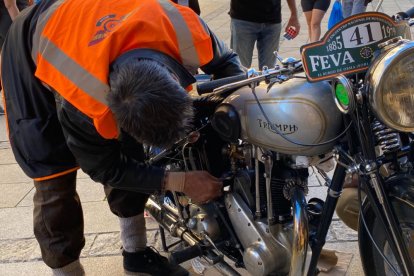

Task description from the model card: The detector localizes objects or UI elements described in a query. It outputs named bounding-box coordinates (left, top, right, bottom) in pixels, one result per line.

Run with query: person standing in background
left=229, top=0, right=300, bottom=69
left=301, top=0, right=331, bottom=42
left=342, top=0, right=372, bottom=18
left=0, top=0, right=28, bottom=115
left=3, top=0, right=18, bottom=20
left=0, top=0, right=27, bottom=55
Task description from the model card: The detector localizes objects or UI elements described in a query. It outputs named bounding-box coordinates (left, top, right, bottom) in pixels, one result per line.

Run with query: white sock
left=52, top=260, right=85, bottom=276
left=119, top=213, right=147, bottom=253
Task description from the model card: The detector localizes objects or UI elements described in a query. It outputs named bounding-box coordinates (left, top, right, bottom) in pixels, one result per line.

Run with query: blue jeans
left=230, top=18, right=282, bottom=69
left=342, top=0, right=367, bottom=18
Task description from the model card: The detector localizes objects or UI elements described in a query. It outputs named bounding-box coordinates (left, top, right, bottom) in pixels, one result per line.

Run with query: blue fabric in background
left=328, top=0, right=344, bottom=29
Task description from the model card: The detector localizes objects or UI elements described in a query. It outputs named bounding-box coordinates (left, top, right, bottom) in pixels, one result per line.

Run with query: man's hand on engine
left=164, top=171, right=223, bottom=204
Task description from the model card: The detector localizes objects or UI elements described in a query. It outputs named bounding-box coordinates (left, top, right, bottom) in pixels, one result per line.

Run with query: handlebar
left=196, top=60, right=303, bottom=96
left=405, top=7, right=414, bottom=18
left=394, top=7, right=414, bottom=21
left=196, top=74, right=247, bottom=95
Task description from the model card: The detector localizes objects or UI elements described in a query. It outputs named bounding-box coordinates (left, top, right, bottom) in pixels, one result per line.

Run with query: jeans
left=230, top=18, right=282, bottom=69
left=342, top=0, right=367, bottom=18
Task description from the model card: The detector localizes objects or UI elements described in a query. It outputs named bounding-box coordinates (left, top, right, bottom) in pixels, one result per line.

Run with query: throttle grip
left=196, top=74, right=247, bottom=95
left=405, top=7, right=414, bottom=18
left=395, top=7, right=414, bottom=19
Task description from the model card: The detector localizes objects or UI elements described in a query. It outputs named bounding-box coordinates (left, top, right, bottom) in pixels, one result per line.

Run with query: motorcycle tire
left=358, top=193, right=414, bottom=276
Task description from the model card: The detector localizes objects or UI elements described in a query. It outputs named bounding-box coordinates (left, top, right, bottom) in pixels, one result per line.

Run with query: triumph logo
left=257, top=119, right=298, bottom=135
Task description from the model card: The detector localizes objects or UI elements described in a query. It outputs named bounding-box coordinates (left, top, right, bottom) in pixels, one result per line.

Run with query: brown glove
left=164, top=171, right=223, bottom=204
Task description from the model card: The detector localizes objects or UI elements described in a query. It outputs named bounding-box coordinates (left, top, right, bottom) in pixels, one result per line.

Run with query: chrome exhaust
left=145, top=196, right=199, bottom=246
left=146, top=196, right=242, bottom=275
left=289, top=187, right=309, bottom=276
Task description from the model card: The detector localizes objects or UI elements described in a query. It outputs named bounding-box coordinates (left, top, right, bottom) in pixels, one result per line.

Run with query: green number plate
left=301, top=12, right=410, bottom=82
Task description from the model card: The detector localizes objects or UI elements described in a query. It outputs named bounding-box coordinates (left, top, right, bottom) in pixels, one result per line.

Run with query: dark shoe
left=123, top=247, right=189, bottom=276
left=0, top=105, right=4, bottom=115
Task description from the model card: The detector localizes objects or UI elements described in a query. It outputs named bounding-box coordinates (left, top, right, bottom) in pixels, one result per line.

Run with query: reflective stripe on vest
left=177, top=0, right=189, bottom=6
left=33, top=0, right=213, bottom=139
left=158, top=0, right=199, bottom=71
left=32, top=0, right=110, bottom=106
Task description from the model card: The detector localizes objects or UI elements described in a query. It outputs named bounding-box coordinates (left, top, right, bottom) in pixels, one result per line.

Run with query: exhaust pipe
left=145, top=196, right=199, bottom=246
left=146, top=196, right=242, bottom=276
left=289, top=187, right=309, bottom=276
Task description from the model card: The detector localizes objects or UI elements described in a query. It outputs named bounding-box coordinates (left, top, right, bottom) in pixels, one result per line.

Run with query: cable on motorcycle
left=148, top=122, right=210, bottom=165
left=251, top=86, right=353, bottom=147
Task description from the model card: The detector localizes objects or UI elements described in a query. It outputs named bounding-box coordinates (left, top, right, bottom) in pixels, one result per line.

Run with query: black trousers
left=33, top=171, right=149, bottom=268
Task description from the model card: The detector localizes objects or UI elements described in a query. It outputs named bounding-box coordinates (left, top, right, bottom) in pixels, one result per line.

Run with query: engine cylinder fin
left=259, top=177, right=291, bottom=220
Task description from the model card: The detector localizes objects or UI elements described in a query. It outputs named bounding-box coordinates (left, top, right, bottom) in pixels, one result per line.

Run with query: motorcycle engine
left=185, top=202, right=222, bottom=241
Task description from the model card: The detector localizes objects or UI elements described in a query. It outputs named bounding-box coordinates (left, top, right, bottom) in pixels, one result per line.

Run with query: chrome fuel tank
left=221, top=78, right=342, bottom=156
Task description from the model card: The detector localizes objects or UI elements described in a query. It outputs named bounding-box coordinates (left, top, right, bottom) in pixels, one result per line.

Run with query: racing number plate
left=301, top=12, right=411, bottom=82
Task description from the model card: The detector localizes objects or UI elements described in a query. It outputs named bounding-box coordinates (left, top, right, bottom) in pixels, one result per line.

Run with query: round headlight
left=368, top=40, right=414, bottom=132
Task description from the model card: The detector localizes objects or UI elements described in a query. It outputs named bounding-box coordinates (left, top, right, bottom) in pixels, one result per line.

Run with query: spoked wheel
left=359, top=180, right=414, bottom=276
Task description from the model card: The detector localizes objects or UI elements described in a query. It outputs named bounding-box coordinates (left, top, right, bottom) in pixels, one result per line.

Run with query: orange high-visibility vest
left=33, top=0, right=213, bottom=139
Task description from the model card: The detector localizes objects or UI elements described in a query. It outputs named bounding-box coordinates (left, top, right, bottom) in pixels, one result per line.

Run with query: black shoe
left=0, top=105, right=4, bottom=115
left=123, top=247, right=189, bottom=276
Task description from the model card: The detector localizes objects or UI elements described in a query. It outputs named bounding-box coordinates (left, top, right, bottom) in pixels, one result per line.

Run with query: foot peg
left=169, top=244, right=203, bottom=265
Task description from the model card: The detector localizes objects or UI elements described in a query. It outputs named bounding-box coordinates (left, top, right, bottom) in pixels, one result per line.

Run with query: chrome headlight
left=367, top=40, right=414, bottom=132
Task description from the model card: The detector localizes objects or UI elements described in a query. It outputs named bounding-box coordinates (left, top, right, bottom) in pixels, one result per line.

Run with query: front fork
left=307, top=156, right=347, bottom=276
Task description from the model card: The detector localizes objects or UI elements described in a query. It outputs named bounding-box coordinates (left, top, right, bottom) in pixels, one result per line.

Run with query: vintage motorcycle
left=145, top=9, right=414, bottom=276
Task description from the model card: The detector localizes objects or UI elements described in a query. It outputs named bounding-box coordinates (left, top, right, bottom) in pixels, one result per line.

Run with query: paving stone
left=326, top=226, right=337, bottom=243
left=28, top=243, right=42, bottom=262
left=330, top=220, right=358, bottom=242
left=81, top=234, right=98, bottom=258
left=0, top=164, right=31, bottom=184
left=0, top=260, right=50, bottom=276
left=0, top=238, right=38, bottom=263
left=0, top=148, right=16, bottom=164
left=76, top=178, right=107, bottom=203
left=145, top=230, right=159, bottom=246
left=16, top=188, right=35, bottom=207
left=0, top=206, right=34, bottom=239
left=145, top=216, right=161, bottom=231
left=77, top=169, right=92, bottom=179
left=0, top=182, right=33, bottom=208
left=89, top=232, right=121, bottom=256
left=0, top=141, right=10, bottom=150
left=307, top=186, right=328, bottom=200
left=324, top=241, right=363, bottom=276
left=82, top=202, right=120, bottom=234
left=0, top=117, right=8, bottom=146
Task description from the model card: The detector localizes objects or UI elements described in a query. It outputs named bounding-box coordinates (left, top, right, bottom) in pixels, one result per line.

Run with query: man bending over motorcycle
left=1, top=0, right=244, bottom=275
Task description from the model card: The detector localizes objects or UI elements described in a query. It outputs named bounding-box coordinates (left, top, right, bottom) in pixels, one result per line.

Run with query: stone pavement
left=1, top=0, right=414, bottom=275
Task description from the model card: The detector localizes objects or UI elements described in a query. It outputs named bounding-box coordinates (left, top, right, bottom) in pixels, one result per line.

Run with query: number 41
left=351, top=24, right=374, bottom=45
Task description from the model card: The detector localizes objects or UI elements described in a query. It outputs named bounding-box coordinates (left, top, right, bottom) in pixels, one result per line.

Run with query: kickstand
left=159, top=226, right=168, bottom=252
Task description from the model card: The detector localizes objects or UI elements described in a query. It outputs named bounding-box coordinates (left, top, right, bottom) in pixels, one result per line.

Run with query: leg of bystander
left=342, top=0, right=354, bottom=17
left=230, top=18, right=259, bottom=68
left=256, top=22, right=282, bottom=69
left=351, top=0, right=367, bottom=15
